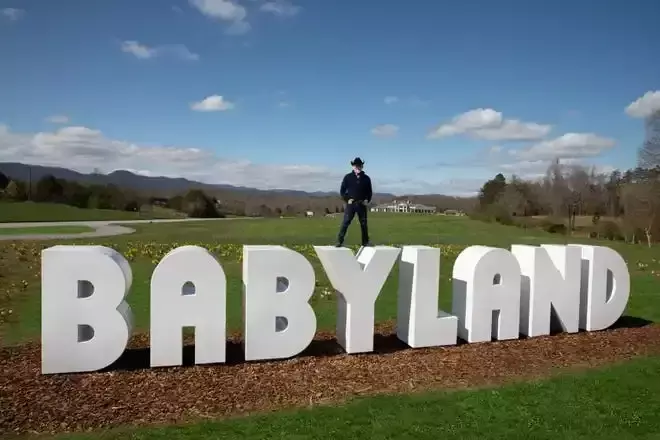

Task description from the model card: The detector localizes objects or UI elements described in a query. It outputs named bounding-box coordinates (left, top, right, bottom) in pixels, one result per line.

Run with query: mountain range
left=0, top=162, right=392, bottom=199
left=0, top=162, right=476, bottom=212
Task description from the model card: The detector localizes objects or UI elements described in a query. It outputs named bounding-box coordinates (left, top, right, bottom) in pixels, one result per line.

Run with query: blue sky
left=1, top=0, right=659, bottom=195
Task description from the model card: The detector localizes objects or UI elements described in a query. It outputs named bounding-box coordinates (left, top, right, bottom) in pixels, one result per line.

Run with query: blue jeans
left=337, top=202, right=369, bottom=245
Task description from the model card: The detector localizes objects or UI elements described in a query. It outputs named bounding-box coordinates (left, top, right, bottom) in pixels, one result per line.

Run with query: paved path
left=0, top=217, right=252, bottom=241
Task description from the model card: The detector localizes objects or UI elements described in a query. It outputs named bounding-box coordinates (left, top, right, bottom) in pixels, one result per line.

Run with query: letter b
left=41, top=246, right=133, bottom=374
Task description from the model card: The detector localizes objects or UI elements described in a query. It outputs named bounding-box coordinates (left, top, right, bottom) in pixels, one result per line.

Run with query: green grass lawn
left=0, top=225, right=95, bottom=235
left=3, top=214, right=659, bottom=344
left=48, top=355, right=660, bottom=440
left=2, top=214, right=659, bottom=439
left=0, top=201, right=184, bottom=223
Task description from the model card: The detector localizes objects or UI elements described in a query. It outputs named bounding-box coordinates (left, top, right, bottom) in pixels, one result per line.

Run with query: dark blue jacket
left=340, top=171, right=373, bottom=203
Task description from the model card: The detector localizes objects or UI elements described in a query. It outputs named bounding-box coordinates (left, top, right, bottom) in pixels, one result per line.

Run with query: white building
left=370, top=199, right=437, bottom=214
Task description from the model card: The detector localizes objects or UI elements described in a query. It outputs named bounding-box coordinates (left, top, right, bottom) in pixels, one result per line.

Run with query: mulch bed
left=2, top=320, right=660, bottom=436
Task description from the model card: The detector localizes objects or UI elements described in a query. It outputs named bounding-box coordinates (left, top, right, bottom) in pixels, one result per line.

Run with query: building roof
left=373, top=200, right=436, bottom=210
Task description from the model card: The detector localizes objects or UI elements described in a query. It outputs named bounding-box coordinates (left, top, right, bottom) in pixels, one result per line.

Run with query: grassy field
left=3, top=214, right=658, bottom=344
left=0, top=225, right=95, bottom=236
left=0, top=201, right=184, bottom=223
left=51, top=355, right=660, bottom=440
left=1, top=214, right=659, bottom=439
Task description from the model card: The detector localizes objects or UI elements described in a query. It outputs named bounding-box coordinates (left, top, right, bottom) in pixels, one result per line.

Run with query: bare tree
left=623, top=109, right=660, bottom=246
left=498, top=179, right=527, bottom=216
left=638, top=109, right=660, bottom=169
left=605, top=170, right=623, bottom=217
left=544, top=158, right=571, bottom=218
left=621, top=175, right=659, bottom=247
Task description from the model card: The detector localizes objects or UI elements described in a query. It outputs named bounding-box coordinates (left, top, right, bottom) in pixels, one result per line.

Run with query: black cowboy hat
left=350, top=157, right=365, bottom=166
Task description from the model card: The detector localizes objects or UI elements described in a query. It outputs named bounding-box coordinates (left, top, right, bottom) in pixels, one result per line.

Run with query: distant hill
left=0, top=162, right=353, bottom=197
left=0, top=162, right=476, bottom=213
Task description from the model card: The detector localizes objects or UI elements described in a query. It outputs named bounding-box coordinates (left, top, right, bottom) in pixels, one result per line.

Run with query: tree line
left=0, top=165, right=478, bottom=218
left=473, top=110, right=660, bottom=246
left=0, top=173, right=225, bottom=218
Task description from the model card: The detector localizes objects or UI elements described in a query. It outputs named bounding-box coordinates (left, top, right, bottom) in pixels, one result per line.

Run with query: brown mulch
left=2, top=320, right=660, bottom=436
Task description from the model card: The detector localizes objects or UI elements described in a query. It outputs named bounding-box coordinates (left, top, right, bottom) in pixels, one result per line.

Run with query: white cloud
left=0, top=125, right=335, bottom=190
left=121, top=40, right=200, bottom=61
left=0, top=124, right=461, bottom=194
left=1, top=8, right=24, bottom=21
left=371, top=124, right=399, bottom=138
left=495, top=159, right=616, bottom=181
left=189, top=0, right=246, bottom=20
left=510, top=133, right=616, bottom=161
left=260, top=0, right=300, bottom=17
left=384, top=95, right=428, bottom=107
left=625, top=90, right=660, bottom=119
left=121, top=41, right=154, bottom=59
left=407, top=96, right=430, bottom=108
left=189, top=0, right=251, bottom=35
left=428, top=108, right=551, bottom=141
left=191, top=95, right=235, bottom=112
left=376, top=176, right=484, bottom=197
left=428, top=130, right=617, bottom=182
left=225, top=20, right=251, bottom=35
left=487, top=133, right=617, bottom=180
left=45, top=115, right=70, bottom=124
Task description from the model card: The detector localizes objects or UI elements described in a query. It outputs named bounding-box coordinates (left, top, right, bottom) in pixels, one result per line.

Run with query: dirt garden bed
left=2, top=320, right=660, bottom=437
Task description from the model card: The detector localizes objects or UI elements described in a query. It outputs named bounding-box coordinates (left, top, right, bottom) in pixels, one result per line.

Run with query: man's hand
left=348, top=199, right=354, bottom=204
left=361, top=200, right=369, bottom=206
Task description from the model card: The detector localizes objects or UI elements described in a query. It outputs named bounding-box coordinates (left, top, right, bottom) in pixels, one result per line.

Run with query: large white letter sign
left=452, top=246, right=521, bottom=343
left=314, top=245, right=400, bottom=353
left=242, top=245, right=317, bottom=361
left=41, top=245, right=133, bottom=374
left=510, top=244, right=581, bottom=337
left=150, top=246, right=227, bottom=367
left=570, top=244, right=630, bottom=331
left=397, top=246, right=457, bottom=347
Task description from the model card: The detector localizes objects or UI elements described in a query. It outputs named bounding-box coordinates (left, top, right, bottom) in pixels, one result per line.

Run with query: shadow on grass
left=105, top=315, right=653, bottom=373
left=610, top=315, right=653, bottom=329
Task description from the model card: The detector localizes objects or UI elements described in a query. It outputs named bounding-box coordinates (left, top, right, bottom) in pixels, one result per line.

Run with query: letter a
left=452, top=246, right=521, bottom=343
left=150, top=245, right=227, bottom=367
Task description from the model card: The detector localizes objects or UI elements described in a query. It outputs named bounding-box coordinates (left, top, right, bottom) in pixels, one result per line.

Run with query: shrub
left=484, top=203, right=514, bottom=225
left=513, top=216, right=546, bottom=230
left=182, top=189, right=223, bottom=218
left=468, top=211, right=494, bottom=223
left=538, top=218, right=567, bottom=234
left=544, top=222, right=567, bottom=234
left=596, top=220, right=624, bottom=241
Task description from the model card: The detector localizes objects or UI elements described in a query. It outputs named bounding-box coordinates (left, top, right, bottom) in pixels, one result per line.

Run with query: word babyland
left=40, top=244, right=630, bottom=375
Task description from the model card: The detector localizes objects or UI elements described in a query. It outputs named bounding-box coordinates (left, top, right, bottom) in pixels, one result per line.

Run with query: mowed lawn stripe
left=0, top=226, right=95, bottom=236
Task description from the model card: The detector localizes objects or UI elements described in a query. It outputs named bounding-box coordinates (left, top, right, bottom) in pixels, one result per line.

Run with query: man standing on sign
left=335, top=157, right=373, bottom=247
